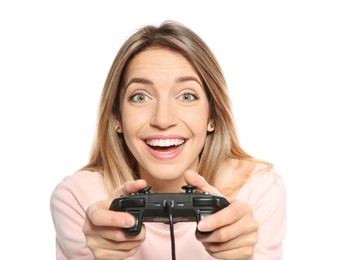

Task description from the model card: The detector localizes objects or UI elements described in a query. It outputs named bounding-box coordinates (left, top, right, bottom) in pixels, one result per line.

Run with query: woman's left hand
left=184, top=170, right=258, bottom=260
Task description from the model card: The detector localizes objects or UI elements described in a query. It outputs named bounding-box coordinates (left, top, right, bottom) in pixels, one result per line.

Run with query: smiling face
left=116, top=47, right=214, bottom=192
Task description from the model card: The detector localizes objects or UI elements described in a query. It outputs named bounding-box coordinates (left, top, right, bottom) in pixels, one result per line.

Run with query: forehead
left=125, top=47, right=196, bottom=76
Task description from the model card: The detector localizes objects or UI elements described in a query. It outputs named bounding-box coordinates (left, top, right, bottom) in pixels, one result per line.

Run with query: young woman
left=50, top=20, right=286, bottom=260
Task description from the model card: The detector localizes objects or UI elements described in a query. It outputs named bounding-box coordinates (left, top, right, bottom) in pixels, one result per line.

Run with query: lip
left=143, top=134, right=187, bottom=160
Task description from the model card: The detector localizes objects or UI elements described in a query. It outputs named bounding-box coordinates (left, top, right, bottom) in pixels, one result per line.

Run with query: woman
left=50, top=20, right=286, bottom=260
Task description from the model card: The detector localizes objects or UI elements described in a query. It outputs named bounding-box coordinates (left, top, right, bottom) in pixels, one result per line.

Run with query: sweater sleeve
left=50, top=171, right=107, bottom=260
left=236, top=167, right=287, bottom=260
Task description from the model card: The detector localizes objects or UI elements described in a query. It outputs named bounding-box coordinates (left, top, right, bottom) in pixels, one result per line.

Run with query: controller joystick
left=109, top=186, right=229, bottom=236
left=138, top=186, right=152, bottom=194
left=181, top=185, right=197, bottom=193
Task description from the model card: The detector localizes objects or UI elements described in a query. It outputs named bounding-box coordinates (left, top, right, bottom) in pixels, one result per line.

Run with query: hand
left=83, top=179, right=147, bottom=260
left=184, top=170, right=258, bottom=260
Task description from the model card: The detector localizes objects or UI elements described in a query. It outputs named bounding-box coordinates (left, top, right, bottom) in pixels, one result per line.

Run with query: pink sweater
left=50, top=166, right=286, bottom=260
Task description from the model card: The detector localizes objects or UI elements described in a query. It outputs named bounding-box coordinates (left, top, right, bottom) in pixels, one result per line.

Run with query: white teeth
left=146, top=139, right=185, bottom=147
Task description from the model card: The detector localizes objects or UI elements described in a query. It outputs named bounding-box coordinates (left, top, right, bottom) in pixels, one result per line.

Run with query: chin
left=139, top=164, right=188, bottom=186
left=145, top=170, right=185, bottom=185
left=152, top=173, right=183, bottom=181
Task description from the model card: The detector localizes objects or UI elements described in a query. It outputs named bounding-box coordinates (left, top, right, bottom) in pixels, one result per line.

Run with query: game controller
left=109, top=185, right=230, bottom=235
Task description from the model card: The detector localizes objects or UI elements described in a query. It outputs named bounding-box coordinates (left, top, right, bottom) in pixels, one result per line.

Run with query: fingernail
left=198, top=221, right=210, bottom=232
left=122, top=217, right=135, bottom=228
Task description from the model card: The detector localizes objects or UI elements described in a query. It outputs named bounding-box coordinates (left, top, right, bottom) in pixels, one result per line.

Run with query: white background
left=1, top=1, right=339, bottom=259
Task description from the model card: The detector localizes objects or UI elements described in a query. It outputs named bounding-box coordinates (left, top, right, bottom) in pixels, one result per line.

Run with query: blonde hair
left=82, top=20, right=269, bottom=197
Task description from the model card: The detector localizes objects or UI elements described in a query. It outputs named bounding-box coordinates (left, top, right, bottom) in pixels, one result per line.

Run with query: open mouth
left=145, top=139, right=186, bottom=153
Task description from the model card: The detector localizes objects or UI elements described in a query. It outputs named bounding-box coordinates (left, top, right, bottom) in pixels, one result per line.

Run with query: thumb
left=183, top=170, right=222, bottom=196
left=105, top=179, right=147, bottom=208
left=116, top=179, right=148, bottom=196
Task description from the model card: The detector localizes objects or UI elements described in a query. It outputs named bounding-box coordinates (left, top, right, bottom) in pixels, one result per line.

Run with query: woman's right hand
left=83, top=179, right=147, bottom=260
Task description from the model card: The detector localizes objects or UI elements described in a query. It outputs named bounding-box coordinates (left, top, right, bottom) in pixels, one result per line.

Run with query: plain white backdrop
left=1, top=1, right=339, bottom=259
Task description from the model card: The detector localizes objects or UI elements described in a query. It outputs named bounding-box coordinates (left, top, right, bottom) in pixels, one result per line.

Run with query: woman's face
left=118, top=47, right=214, bottom=191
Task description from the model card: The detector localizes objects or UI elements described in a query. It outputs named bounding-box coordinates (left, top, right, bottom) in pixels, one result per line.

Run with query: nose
left=150, top=100, right=177, bottom=129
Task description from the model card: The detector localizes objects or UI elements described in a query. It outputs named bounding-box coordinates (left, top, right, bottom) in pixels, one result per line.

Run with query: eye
left=129, top=92, right=151, bottom=103
left=178, top=92, right=198, bottom=101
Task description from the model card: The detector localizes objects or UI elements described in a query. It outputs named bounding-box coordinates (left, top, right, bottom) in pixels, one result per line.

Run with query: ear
left=114, top=117, right=123, bottom=133
left=116, top=125, right=123, bottom=133
left=207, top=120, right=215, bottom=132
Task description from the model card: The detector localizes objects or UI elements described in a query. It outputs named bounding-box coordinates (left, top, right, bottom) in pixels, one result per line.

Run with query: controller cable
left=164, top=200, right=176, bottom=260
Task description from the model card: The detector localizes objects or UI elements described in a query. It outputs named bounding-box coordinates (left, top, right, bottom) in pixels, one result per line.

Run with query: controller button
left=127, top=211, right=140, bottom=233
left=120, top=198, right=145, bottom=208
left=193, top=198, right=220, bottom=207
left=198, top=210, right=212, bottom=220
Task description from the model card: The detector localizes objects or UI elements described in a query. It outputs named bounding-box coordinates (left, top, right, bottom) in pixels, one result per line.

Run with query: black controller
left=109, top=185, right=230, bottom=235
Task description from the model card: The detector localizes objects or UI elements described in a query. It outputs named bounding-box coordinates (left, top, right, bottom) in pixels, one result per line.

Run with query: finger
left=86, top=225, right=146, bottom=259
left=197, top=199, right=257, bottom=234
left=90, top=224, right=146, bottom=243
left=201, top=230, right=258, bottom=254
left=86, top=204, right=137, bottom=228
left=87, top=180, right=148, bottom=229
left=91, top=243, right=141, bottom=260
left=120, top=179, right=148, bottom=195
left=86, top=229, right=145, bottom=251
left=204, top=242, right=256, bottom=260
left=183, top=170, right=221, bottom=195
left=197, top=214, right=258, bottom=244
left=107, top=179, right=148, bottom=205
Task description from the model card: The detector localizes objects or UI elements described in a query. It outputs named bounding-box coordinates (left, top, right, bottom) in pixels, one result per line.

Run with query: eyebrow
left=126, top=76, right=202, bottom=88
left=176, top=76, right=202, bottom=88
left=126, top=78, right=153, bottom=88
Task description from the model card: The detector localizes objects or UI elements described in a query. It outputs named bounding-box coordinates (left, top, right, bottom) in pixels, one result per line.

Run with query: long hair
left=82, top=20, right=267, bottom=196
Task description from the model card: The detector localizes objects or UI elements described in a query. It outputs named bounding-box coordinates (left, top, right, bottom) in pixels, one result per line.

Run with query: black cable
left=165, top=200, right=176, bottom=260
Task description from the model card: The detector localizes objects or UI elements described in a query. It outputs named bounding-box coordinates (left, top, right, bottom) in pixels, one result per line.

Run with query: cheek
left=181, top=105, right=210, bottom=131
left=121, top=107, right=148, bottom=137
